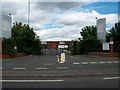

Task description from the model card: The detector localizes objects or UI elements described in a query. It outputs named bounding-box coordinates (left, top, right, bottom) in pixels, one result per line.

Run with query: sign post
left=110, top=37, right=114, bottom=55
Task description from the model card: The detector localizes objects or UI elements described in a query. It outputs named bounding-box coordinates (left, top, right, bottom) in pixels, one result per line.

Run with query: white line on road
left=90, top=62, right=97, bottom=64
left=73, top=62, right=80, bottom=64
left=99, top=62, right=105, bottom=64
left=44, top=64, right=52, bottom=65
left=81, top=62, right=88, bottom=64
left=0, top=79, right=64, bottom=83
left=103, top=77, right=120, bottom=80
left=114, top=61, right=118, bottom=63
left=107, top=61, right=113, bottom=64
left=0, top=68, right=3, bottom=69
left=56, top=67, right=68, bottom=70
left=35, top=67, right=48, bottom=70
left=12, top=68, right=26, bottom=70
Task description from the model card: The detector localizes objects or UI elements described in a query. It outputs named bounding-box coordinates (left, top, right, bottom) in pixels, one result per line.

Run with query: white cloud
left=56, top=10, right=98, bottom=26
left=35, top=25, right=81, bottom=41
left=2, top=0, right=120, bottom=2
left=2, top=2, right=118, bottom=41
left=35, top=10, right=118, bottom=41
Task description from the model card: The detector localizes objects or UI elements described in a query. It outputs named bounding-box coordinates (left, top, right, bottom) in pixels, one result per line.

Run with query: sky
left=2, top=0, right=119, bottom=41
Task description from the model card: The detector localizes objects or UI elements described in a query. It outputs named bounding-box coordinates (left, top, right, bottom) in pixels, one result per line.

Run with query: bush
left=27, top=39, right=42, bottom=55
left=2, top=38, right=17, bottom=55
left=79, top=37, right=102, bottom=54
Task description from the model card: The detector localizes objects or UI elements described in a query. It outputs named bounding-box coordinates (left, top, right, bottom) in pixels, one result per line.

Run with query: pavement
left=2, top=55, right=119, bottom=78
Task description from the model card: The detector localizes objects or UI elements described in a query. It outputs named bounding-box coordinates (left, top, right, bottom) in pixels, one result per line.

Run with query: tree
left=80, top=26, right=97, bottom=39
left=79, top=25, right=102, bottom=54
left=12, top=22, right=41, bottom=54
left=106, top=21, right=120, bottom=53
left=2, top=38, right=17, bottom=55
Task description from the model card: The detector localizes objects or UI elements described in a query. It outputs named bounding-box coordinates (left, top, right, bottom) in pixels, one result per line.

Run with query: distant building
left=41, top=41, right=71, bottom=49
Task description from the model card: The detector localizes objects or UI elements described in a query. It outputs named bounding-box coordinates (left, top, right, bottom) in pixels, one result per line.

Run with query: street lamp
left=28, top=0, right=30, bottom=25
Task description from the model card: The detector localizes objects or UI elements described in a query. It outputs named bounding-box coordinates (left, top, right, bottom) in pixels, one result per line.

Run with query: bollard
left=57, top=55, right=59, bottom=62
left=59, top=53, right=66, bottom=63
left=60, top=53, right=63, bottom=63
left=62, top=53, right=65, bottom=62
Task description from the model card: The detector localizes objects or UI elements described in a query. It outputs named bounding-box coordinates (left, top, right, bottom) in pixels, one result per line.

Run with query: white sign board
left=103, top=43, right=109, bottom=50
left=97, top=18, right=106, bottom=43
left=58, top=45, right=65, bottom=48
left=110, top=41, right=114, bottom=44
left=59, top=41, right=65, bottom=44
left=58, top=45, right=68, bottom=49
left=41, top=41, right=47, bottom=44
left=64, top=45, right=68, bottom=48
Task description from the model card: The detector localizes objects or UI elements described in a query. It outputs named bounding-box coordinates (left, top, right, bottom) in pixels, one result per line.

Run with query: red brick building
left=42, top=41, right=71, bottom=49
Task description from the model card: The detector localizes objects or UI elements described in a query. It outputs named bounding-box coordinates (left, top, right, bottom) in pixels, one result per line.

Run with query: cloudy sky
left=2, top=0, right=119, bottom=41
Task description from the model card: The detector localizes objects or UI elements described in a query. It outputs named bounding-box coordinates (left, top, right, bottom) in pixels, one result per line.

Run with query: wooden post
left=110, top=37, right=113, bottom=55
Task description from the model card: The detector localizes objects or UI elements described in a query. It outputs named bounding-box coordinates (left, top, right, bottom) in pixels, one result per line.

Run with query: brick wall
left=46, top=41, right=71, bottom=49
left=47, top=41, right=59, bottom=49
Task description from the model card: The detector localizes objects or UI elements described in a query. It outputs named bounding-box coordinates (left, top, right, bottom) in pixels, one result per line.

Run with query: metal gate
left=42, top=48, right=70, bottom=55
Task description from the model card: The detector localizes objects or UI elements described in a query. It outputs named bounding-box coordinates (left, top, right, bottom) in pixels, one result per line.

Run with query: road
left=2, top=55, right=118, bottom=71
left=1, top=55, right=119, bottom=88
left=2, top=76, right=119, bottom=88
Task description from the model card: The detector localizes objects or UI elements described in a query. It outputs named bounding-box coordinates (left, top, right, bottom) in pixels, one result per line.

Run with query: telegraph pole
left=28, top=0, right=30, bottom=25
left=110, top=37, right=114, bottom=55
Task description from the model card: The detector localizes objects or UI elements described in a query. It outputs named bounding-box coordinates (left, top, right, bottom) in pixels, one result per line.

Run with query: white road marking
left=70, top=56, right=78, bottom=58
left=114, top=61, right=118, bottom=63
left=103, top=77, right=120, bottom=80
left=44, top=64, right=52, bottom=65
left=73, top=62, right=80, bottom=64
left=12, top=68, right=26, bottom=70
left=0, top=68, right=3, bottom=69
left=35, top=67, right=48, bottom=70
left=81, top=62, right=88, bottom=64
left=99, top=62, right=105, bottom=64
left=90, top=62, right=97, bottom=64
left=56, top=67, right=68, bottom=70
left=70, top=56, right=72, bottom=58
left=107, top=61, right=113, bottom=64
left=0, top=79, right=64, bottom=83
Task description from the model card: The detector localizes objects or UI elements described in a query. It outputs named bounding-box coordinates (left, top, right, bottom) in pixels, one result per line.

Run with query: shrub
left=2, top=38, right=17, bottom=55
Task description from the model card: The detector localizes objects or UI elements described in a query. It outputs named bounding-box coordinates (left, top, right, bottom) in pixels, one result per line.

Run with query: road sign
left=110, top=41, right=114, bottom=44
left=103, top=43, right=109, bottom=50
left=58, top=45, right=68, bottom=49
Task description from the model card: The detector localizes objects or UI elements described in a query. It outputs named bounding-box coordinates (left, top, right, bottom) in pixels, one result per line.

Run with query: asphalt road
left=1, top=55, right=119, bottom=88
left=1, top=55, right=118, bottom=76
left=2, top=55, right=118, bottom=71
left=2, top=76, right=119, bottom=88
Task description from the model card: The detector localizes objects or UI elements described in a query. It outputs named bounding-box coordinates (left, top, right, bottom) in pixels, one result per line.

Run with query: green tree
left=12, top=22, right=41, bottom=54
left=79, top=25, right=102, bottom=54
left=2, top=38, right=17, bottom=55
left=80, top=26, right=97, bottom=39
left=106, top=21, right=120, bottom=53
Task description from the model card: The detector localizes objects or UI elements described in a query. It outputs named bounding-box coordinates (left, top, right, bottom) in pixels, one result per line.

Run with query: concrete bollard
left=57, top=55, right=59, bottom=62
left=59, top=53, right=66, bottom=63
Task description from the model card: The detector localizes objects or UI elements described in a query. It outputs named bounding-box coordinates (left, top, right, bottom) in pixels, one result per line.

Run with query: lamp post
left=28, top=0, right=30, bottom=25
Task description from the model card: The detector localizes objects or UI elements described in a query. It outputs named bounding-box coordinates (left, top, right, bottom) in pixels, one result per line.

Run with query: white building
left=0, top=15, right=12, bottom=38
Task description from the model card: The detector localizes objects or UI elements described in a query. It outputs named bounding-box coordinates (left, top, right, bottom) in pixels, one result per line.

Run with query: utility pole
left=28, top=0, right=30, bottom=25
left=110, top=37, right=114, bottom=55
